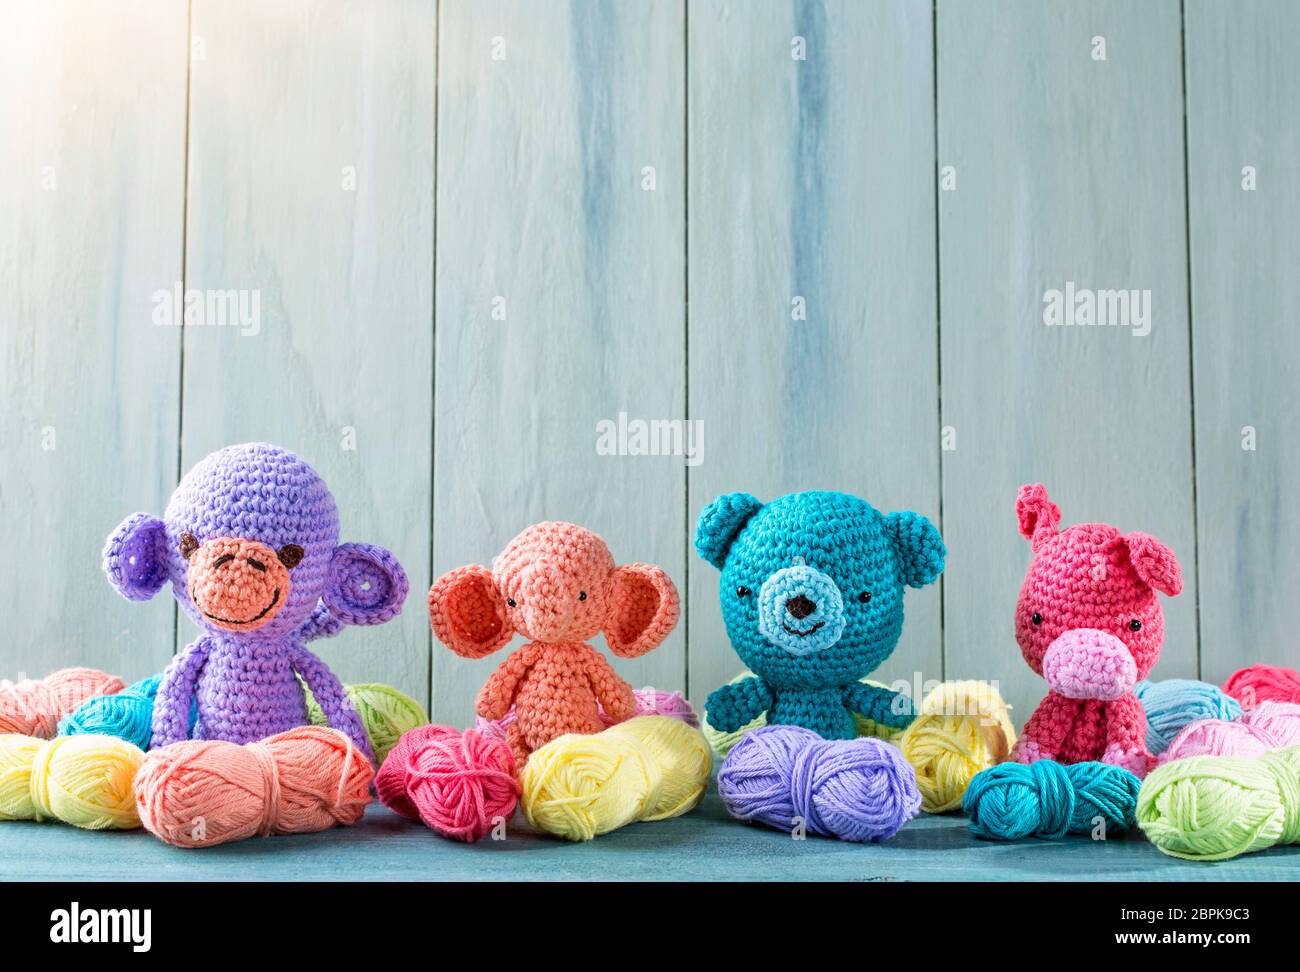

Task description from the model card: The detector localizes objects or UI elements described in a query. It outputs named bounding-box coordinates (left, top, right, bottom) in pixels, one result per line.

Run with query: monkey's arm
left=842, top=682, right=915, bottom=730
left=289, top=645, right=375, bottom=765
left=476, top=644, right=541, bottom=721
left=705, top=676, right=772, bottom=733
left=151, top=636, right=213, bottom=748
left=581, top=649, right=635, bottom=723
left=294, top=601, right=345, bottom=643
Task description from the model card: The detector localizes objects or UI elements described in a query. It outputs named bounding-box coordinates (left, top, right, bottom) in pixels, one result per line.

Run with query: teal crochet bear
left=697, top=490, right=944, bottom=739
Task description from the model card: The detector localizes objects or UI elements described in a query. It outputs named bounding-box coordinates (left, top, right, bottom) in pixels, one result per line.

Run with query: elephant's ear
left=103, top=513, right=170, bottom=601
left=605, top=564, right=680, bottom=658
left=883, top=511, right=945, bottom=588
left=694, top=493, right=763, bottom=569
left=428, top=564, right=514, bottom=658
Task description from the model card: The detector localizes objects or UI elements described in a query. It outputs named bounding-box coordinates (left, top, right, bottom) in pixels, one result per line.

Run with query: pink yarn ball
left=475, top=687, right=698, bottom=742
left=375, top=725, right=519, bottom=843
left=1157, top=701, right=1300, bottom=764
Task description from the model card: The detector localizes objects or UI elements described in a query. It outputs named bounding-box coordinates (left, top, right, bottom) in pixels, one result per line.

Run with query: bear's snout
left=1042, top=628, right=1137, bottom=701
left=757, top=564, right=846, bottom=656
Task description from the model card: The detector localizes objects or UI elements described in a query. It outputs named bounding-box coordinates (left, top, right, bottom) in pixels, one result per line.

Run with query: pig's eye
left=578, top=591, right=587, bottom=601
left=1031, top=612, right=1043, bottom=626
left=1129, top=619, right=1142, bottom=632
left=506, top=598, right=517, bottom=608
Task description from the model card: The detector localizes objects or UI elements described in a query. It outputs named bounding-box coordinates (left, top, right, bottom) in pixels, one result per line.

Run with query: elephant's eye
left=506, top=598, right=517, bottom=608
left=1031, top=612, right=1043, bottom=626
left=179, top=532, right=200, bottom=559
left=736, top=585, right=751, bottom=598
left=858, top=591, right=872, bottom=604
left=578, top=591, right=587, bottom=601
left=1129, top=619, right=1142, bottom=632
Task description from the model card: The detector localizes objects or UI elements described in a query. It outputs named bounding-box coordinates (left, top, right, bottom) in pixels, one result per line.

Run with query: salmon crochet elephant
left=1011, top=484, right=1183, bottom=778
left=429, top=522, right=680, bottom=764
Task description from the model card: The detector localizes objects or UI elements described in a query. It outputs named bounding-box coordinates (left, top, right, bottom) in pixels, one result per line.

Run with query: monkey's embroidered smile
left=195, top=586, right=281, bottom=625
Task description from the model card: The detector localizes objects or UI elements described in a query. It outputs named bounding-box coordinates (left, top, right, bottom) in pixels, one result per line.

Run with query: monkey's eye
left=736, top=585, right=751, bottom=598
left=179, top=532, right=200, bottom=560
left=579, top=591, right=587, bottom=601
left=506, top=598, right=517, bottom=608
left=277, top=544, right=304, bottom=569
left=1129, top=619, right=1142, bottom=632
left=858, top=591, right=872, bottom=604
left=1031, top=612, right=1044, bottom=626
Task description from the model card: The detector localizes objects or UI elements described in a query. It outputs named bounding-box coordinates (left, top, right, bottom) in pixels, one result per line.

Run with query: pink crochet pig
left=1011, top=484, right=1182, bottom=777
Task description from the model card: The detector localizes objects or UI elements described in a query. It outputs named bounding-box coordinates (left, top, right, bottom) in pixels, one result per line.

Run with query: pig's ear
left=1016, top=483, right=1061, bottom=550
left=1125, top=532, right=1183, bottom=597
left=428, top=564, right=513, bottom=658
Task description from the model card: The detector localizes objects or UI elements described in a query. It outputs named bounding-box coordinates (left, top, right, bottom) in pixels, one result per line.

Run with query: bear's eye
left=858, top=591, right=872, bottom=604
left=736, top=585, right=751, bottom=598
left=579, top=591, right=587, bottom=601
left=1031, top=612, right=1043, bottom=626
left=506, top=598, right=517, bottom=608
left=1129, top=619, right=1142, bottom=632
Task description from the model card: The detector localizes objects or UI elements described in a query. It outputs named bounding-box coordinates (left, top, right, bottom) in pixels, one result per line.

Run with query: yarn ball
left=0, top=668, right=127, bottom=737
left=1157, top=701, right=1300, bottom=763
left=520, top=716, right=712, bottom=842
left=896, top=680, right=1016, bottom=813
left=1223, top=664, right=1300, bottom=708
left=134, top=725, right=372, bottom=848
left=1134, top=678, right=1242, bottom=754
left=476, top=687, right=698, bottom=744
left=718, top=724, right=921, bottom=842
left=305, top=681, right=428, bottom=764
left=1138, top=746, right=1300, bottom=861
left=963, top=760, right=1141, bottom=840
left=702, top=671, right=903, bottom=756
left=375, top=724, right=518, bottom=842
left=0, top=734, right=144, bottom=830
left=59, top=675, right=162, bottom=750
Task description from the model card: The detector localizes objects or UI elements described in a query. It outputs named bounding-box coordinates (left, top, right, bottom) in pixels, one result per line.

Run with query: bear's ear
left=1125, top=532, right=1183, bottom=597
left=883, top=511, right=945, bottom=588
left=694, top=493, right=763, bottom=569
left=1016, top=483, right=1061, bottom=550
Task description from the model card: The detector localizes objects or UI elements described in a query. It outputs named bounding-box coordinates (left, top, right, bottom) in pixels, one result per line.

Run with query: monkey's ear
left=322, top=543, right=409, bottom=626
left=103, top=513, right=170, bottom=601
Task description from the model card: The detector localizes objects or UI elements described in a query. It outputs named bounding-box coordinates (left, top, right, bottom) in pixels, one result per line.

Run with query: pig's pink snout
left=1042, top=629, right=1137, bottom=700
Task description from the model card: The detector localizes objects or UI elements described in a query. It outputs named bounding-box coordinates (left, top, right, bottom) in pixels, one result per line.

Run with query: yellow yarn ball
left=520, top=716, right=712, bottom=842
left=0, top=733, right=143, bottom=830
left=702, top=671, right=903, bottom=756
left=896, top=680, right=1016, bottom=813
left=1138, top=747, right=1300, bottom=861
left=303, top=680, right=429, bottom=764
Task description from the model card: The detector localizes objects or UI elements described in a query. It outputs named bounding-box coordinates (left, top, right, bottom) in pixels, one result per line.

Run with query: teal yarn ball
left=59, top=674, right=161, bottom=749
left=1135, top=678, right=1242, bottom=754
left=963, top=760, right=1141, bottom=841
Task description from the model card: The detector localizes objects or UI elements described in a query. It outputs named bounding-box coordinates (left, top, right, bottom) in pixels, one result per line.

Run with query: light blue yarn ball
left=1134, top=678, right=1242, bottom=754
left=58, top=673, right=196, bottom=750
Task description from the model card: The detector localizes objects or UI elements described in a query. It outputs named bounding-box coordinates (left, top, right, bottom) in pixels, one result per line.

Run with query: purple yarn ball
left=717, top=724, right=921, bottom=842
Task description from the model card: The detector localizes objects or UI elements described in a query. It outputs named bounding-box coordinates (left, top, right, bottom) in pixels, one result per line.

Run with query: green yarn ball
left=702, top=671, right=903, bottom=756
left=303, top=681, right=428, bottom=764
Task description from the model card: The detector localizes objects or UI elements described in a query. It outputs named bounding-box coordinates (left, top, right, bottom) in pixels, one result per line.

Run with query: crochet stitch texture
left=696, top=490, right=944, bottom=740
left=103, top=443, right=410, bottom=764
left=1011, top=483, right=1182, bottom=778
left=429, top=521, right=680, bottom=765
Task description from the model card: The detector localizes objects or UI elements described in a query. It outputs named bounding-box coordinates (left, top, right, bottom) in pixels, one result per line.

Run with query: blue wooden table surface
left=3, top=786, right=1296, bottom=882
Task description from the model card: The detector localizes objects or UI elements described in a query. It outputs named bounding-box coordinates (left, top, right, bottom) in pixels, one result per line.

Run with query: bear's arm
left=842, top=682, right=915, bottom=730
left=705, top=676, right=772, bottom=733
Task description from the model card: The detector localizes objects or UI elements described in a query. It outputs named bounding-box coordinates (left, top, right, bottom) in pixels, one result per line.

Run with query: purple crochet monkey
left=103, top=443, right=409, bottom=764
